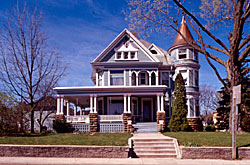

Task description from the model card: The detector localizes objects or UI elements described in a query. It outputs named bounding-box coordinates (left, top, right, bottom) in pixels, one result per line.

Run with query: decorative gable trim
left=91, top=29, right=160, bottom=63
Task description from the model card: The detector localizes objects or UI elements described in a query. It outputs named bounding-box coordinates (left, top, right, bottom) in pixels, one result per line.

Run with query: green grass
left=0, top=133, right=132, bottom=146
left=164, top=132, right=250, bottom=147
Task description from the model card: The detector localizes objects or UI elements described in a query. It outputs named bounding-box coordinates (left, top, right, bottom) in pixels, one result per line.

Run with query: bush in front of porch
left=0, top=133, right=132, bottom=146
left=168, top=73, right=189, bottom=132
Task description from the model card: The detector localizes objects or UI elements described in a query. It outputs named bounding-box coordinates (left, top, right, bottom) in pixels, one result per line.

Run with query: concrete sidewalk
left=0, top=157, right=249, bottom=165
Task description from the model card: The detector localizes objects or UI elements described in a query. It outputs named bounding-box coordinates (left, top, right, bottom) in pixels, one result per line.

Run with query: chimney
left=132, top=32, right=137, bottom=38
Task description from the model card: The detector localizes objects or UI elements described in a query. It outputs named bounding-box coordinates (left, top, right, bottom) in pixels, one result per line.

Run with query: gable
left=92, top=29, right=160, bottom=63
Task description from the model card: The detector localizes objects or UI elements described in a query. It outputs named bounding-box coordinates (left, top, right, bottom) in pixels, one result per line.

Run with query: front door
left=143, top=100, right=152, bottom=122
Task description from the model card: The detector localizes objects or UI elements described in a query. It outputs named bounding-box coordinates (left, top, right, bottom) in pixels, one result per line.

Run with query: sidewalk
left=0, top=157, right=249, bottom=165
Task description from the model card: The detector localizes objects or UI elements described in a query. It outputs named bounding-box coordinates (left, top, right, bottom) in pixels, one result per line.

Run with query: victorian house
left=54, top=16, right=201, bottom=133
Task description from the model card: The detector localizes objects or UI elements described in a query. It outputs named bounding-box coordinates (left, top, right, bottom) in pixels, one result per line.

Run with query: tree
left=0, top=5, right=66, bottom=133
left=199, top=84, right=219, bottom=126
left=168, top=73, right=189, bottom=131
left=127, top=0, right=250, bottom=132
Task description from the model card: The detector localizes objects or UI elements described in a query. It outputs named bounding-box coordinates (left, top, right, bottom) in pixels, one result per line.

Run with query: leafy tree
left=0, top=4, right=66, bottom=133
left=127, top=0, right=250, bottom=132
left=168, top=73, right=189, bottom=131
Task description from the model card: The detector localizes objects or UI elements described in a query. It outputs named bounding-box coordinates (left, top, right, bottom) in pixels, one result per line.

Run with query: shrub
left=168, top=73, right=189, bottom=131
left=205, top=125, right=216, bottom=132
left=53, top=119, right=74, bottom=133
left=241, top=117, right=250, bottom=132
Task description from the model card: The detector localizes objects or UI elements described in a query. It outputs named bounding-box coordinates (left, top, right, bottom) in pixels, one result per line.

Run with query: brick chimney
left=132, top=32, right=137, bottom=38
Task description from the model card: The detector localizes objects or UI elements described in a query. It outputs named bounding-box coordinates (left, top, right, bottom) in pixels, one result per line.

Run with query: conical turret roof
left=169, top=15, right=199, bottom=51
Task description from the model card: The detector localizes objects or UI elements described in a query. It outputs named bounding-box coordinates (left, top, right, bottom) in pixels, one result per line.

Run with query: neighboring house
left=33, top=96, right=57, bottom=132
left=54, top=16, right=201, bottom=132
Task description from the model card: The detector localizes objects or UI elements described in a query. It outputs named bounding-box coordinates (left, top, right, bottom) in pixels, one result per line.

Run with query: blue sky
left=0, top=0, right=226, bottom=89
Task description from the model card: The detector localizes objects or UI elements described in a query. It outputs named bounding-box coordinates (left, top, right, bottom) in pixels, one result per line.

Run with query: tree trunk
left=30, top=109, right=35, bottom=133
left=227, top=54, right=242, bottom=133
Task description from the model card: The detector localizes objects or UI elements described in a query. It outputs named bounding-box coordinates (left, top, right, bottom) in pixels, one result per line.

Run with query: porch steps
left=132, top=122, right=157, bottom=133
left=130, top=134, right=179, bottom=158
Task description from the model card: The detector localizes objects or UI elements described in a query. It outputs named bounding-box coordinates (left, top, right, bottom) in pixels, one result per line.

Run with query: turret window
left=178, top=49, right=187, bottom=59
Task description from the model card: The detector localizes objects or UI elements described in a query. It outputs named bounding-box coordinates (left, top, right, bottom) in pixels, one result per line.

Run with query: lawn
left=164, top=132, right=250, bottom=147
left=0, top=133, right=132, bottom=146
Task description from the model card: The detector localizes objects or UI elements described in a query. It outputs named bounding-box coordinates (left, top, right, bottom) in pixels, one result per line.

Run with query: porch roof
left=54, top=85, right=168, bottom=96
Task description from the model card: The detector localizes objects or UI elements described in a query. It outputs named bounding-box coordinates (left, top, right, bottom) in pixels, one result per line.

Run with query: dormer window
left=124, top=52, right=128, bottom=59
left=150, top=50, right=157, bottom=54
left=178, top=49, right=187, bottom=59
left=117, top=52, right=121, bottom=59
left=131, top=52, right=135, bottom=59
left=114, top=40, right=139, bottom=61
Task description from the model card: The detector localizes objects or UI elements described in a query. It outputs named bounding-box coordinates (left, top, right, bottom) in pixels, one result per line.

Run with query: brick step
left=136, top=153, right=177, bottom=158
left=133, top=139, right=174, bottom=142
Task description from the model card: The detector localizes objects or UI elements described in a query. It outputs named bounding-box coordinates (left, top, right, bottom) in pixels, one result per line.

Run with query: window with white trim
left=179, top=70, right=187, bottom=85
left=161, top=72, right=169, bottom=86
left=110, top=70, right=124, bottom=86
left=178, top=49, right=187, bottom=59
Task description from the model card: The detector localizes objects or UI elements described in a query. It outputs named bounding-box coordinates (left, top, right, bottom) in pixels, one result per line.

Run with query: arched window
left=131, top=72, right=136, bottom=86
left=151, top=72, right=156, bottom=85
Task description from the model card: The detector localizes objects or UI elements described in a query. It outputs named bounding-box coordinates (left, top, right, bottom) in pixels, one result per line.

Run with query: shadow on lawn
left=239, top=143, right=250, bottom=147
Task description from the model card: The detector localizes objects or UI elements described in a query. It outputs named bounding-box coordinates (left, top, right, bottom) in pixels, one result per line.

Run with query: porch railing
left=99, top=115, right=123, bottom=123
left=66, top=115, right=90, bottom=123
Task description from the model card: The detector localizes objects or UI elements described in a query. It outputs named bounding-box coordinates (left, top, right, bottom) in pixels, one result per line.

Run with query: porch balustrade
left=99, top=115, right=123, bottom=123
left=66, top=115, right=90, bottom=123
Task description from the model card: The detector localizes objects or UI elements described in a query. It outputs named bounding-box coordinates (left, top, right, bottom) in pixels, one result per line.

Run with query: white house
left=53, top=16, right=201, bottom=133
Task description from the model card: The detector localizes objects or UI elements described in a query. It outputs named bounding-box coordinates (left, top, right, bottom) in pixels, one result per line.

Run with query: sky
left=0, top=0, right=227, bottom=89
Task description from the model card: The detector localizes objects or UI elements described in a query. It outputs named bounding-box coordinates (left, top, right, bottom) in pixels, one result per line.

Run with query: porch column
left=90, top=96, right=93, bottom=113
left=127, top=95, right=131, bottom=113
left=80, top=107, right=82, bottom=116
left=149, top=72, right=152, bottom=86
left=124, top=95, right=127, bottom=113
left=66, top=101, right=70, bottom=116
left=156, top=70, right=159, bottom=85
left=60, top=97, right=64, bottom=114
left=161, top=95, right=164, bottom=112
left=94, top=95, right=97, bottom=113
left=56, top=96, right=61, bottom=115
left=157, top=95, right=160, bottom=112
left=74, top=104, right=77, bottom=116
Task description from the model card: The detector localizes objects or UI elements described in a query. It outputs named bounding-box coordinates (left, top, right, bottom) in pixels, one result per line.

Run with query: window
left=194, top=70, right=199, bottom=86
left=190, top=98, right=195, bottom=117
left=131, top=52, right=135, bottom=59
left=140, top=73, right=146, bottom=85
left=189, top=70, right=193, bottom=86
left=150, top=50, right=157, bottom=54
left=110, top=71, right=124, bottom=86
left=109, top=99, right=123, bottom=115
left=124, top=52, right=128, bottom=59
left=195, top=99, right=200, bottom=117
left=116, top=52, right=121, bottom=59
left=131, top=72, right=136, bottom=86
left=188, top=49, right=193, bottom=59
left=178, top=49, right=187, bottom=59
left=162, top=72, right=169, bottom=86
left=98, top=72, right=103, bottom=86
left=194, top=51, right=198, bottom=61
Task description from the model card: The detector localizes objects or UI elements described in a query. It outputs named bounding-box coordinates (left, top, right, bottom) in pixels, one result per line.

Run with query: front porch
left=54, top=86, right=170, bottom=133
